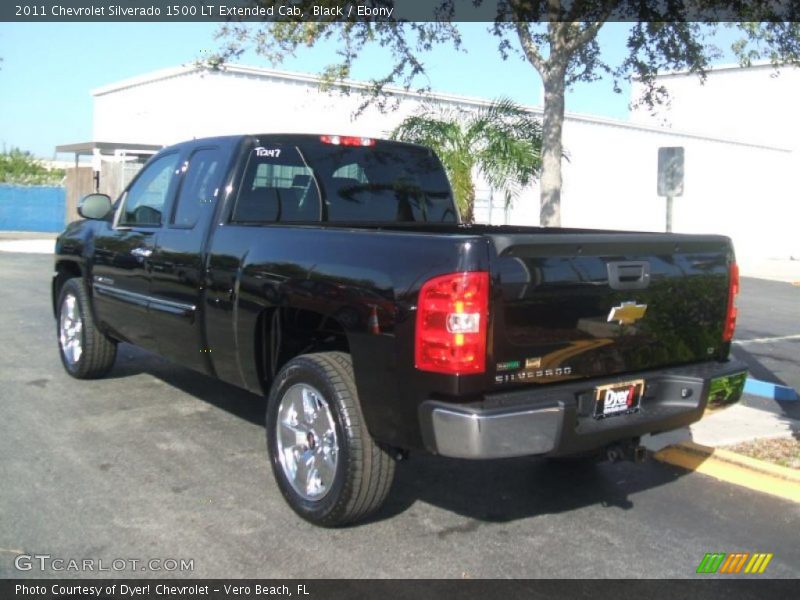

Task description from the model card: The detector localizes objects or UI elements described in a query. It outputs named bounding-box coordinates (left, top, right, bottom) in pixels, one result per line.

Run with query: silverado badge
left=607, top=301, right=647, bottom=326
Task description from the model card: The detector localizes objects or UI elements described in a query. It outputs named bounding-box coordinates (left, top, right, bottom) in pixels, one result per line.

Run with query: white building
left=72, top=63, right=796, bottom=262
left=631, top=62, right=800, bottom=149
left=630, top=62, right=799, bottom=261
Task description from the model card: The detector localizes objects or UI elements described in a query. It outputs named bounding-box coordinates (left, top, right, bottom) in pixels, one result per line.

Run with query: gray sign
left=658, top=147, right=685, bottom=197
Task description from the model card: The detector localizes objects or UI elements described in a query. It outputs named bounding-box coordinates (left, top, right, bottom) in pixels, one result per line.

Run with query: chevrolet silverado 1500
left=53, top=134, right=747, bottom=526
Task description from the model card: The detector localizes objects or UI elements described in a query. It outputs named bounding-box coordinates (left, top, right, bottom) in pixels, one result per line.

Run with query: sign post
left=657, top=147, right=684, bottom=232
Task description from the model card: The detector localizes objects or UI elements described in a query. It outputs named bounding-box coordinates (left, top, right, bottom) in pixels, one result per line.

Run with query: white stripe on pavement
left=734, top=334, right=800, bottom=345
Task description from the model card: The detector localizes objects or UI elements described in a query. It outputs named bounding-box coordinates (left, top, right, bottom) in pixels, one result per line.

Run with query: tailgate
left=488, top=232, right=734, bottom=387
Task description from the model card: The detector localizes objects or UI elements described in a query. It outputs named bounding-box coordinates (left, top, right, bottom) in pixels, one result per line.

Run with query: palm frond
left=392, top=97, right=544, bottom=222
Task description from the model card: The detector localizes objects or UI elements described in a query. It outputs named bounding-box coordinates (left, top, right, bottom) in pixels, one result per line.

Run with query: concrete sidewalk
left=0, top=231, right=58, bottom=241
left=0, top=231, right=57, bottom=254
left=644, top=402, right=800, bottom=451
left=0, top=238, right=55, bottom=254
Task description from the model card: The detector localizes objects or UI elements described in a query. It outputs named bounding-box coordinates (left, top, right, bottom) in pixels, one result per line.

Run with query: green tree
left=213, top=2, right=800, bottom=226
left=0, top=147, right=65, bottom=185
left=390, top=98, right=542, bottom=223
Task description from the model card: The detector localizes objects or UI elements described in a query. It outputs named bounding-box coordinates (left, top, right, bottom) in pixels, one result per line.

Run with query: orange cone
left=368, top=306, right=380, bottom=334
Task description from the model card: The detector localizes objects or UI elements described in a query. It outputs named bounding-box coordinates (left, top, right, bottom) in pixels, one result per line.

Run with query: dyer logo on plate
left=605, top=387, right=636, bottom=410
left=594, top=379, right=645, bottom=418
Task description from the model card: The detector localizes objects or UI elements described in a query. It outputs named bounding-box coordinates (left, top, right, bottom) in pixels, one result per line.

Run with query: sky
left=0, top=21, right=736, bottom=158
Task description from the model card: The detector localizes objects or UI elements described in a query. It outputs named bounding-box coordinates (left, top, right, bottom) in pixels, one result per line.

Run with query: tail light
left=320, top=135, right=375, bottom=147
left=415, top=271, right=489, bottom=375
left=722, top=262, right=739, bottom=342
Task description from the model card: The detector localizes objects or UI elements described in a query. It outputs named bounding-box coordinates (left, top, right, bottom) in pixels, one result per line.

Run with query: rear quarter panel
left=205, top=224, right=491, bottom=449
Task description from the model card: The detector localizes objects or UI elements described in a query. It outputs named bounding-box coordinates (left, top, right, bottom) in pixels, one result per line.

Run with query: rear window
left=302, top=142, right=456, bottom=223
left=230, top=140, right=456, bottom=224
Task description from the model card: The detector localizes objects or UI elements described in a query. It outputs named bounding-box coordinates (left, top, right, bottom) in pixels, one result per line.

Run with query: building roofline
left=90, top=63, right=792, bottom=153
left=567, top=111, right=792, bottom=152
left=640, top=59, right=794, bottom=80
left=90, top=62, right=508, bottom=108
left=55, top=141, right=163, bottom=155
left=91, top=65, right=197, bottom=96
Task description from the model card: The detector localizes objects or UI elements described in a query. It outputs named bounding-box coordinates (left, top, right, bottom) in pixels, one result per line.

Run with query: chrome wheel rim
left=276, top=383, right=339, bottom=501
left=59, top=293, right=83, bottom=366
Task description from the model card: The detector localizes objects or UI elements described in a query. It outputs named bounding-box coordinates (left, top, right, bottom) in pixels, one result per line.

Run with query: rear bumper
left=419, top=360, right=747, bottom=459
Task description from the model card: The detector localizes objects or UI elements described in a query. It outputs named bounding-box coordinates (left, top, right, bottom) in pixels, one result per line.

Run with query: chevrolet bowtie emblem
left=607, top=301, right=648, bottom=326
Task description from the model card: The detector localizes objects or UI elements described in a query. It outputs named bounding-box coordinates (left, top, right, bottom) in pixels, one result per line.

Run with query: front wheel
left=266, top=352, right=396, bottom=527
left=57, top=278, right=117, bottom=379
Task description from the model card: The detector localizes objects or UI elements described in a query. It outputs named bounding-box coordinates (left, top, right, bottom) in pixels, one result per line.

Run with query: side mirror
left=78, top=193, right=113, bottom=220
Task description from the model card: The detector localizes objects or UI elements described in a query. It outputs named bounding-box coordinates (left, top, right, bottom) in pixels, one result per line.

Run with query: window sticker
left=255, top=147, right=282, bottom=158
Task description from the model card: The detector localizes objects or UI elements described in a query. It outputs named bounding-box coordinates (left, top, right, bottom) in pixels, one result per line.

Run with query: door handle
left=131, top=247, right=153, bottom=259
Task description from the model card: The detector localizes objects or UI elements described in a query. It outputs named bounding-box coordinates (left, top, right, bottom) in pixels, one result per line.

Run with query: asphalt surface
left=1, top=253, right=799, bottom=579
left=733, top=277, right=800, bottom=419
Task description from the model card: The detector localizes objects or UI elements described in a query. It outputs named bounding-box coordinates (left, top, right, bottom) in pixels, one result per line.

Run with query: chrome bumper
left=424, top=405, right=563, bottom=459
left=419, top=360, right=748, bottom=460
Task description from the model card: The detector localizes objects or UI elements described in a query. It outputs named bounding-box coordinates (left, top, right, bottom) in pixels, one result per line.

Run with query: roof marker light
left=320, top=135, right=375, bottom=147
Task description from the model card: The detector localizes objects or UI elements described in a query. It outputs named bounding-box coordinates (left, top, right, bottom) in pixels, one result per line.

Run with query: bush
left=0, top=147, right=65, bottom=186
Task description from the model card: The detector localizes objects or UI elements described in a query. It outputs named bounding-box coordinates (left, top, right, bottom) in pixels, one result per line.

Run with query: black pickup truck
left=53, top=133, right=747, bottom=526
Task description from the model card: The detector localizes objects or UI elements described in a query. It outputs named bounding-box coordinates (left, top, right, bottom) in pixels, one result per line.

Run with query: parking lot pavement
left=733, top=277, right=800, bottom=405
left=1, top=252, right=799, bottom=579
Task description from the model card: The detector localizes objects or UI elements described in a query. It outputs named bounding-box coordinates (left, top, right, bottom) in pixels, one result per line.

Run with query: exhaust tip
left=605, top=445, right=623, bottom=463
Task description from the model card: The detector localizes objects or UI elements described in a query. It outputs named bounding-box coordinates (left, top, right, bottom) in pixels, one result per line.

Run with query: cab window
left=232, top=146, right=321, bottom=223
left=118, top=152, right=180, bottom=227
left=171, top=147, right=225, bottom=228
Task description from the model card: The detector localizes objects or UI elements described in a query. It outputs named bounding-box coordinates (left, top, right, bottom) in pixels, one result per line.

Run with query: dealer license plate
left=594, top=379, right=645, bottom=418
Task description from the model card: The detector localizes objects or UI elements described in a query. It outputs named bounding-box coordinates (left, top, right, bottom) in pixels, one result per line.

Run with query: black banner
left=3, top=0, right=800, bottom=23
left=2, top=579, right=799, bottom=600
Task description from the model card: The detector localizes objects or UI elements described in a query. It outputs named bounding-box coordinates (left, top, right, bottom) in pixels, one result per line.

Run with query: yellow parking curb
left=654, top=441, right=800, bottom=504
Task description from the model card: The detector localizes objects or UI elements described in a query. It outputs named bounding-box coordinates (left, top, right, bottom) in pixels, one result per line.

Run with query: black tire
left=266, top=352, right=396, bottom=527
left=56, top=277, right=117, bottom=379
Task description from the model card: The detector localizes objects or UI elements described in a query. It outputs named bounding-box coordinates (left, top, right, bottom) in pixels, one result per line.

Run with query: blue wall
left=0, top=184, right=65, bottom=232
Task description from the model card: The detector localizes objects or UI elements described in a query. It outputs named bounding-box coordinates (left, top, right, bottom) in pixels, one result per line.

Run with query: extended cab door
left=91, top=151, right=182, bottom=349
left=147, top=145, right=229, bottom=372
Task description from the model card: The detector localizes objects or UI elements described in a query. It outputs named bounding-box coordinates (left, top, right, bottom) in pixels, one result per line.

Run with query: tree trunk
left=540, top=70, right=566, bottom=227
left=463, top=185, right=475, bottom=224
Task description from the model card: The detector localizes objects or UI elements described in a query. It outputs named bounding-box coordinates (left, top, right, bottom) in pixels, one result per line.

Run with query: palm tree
left=390, top=98, right=543, bottom=223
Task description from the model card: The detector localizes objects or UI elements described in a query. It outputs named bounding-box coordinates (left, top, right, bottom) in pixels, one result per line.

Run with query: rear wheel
left=57, top=278, right=117, bottom=379
left=266, top=352, right=395, bottom=527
